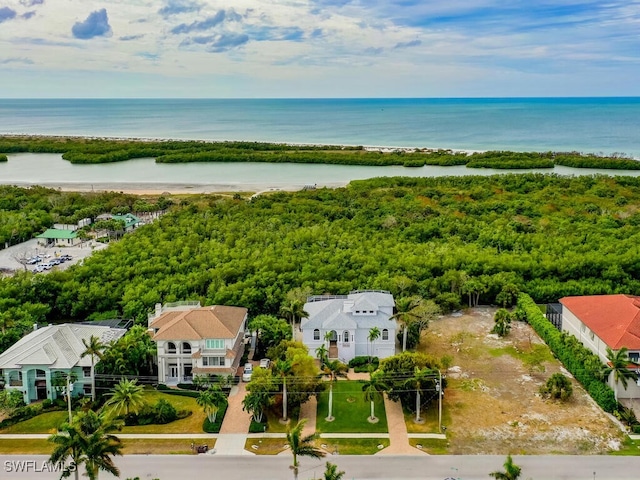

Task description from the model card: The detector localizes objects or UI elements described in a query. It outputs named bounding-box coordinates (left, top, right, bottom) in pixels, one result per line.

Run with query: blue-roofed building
left=301, top=290, right=396, bottom=363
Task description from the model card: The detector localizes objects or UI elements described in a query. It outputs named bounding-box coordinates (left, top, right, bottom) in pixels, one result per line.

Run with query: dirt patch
left=420, top=307, right=623, bottom=454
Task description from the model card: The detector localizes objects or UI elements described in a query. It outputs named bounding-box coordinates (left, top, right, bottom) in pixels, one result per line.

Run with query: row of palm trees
left=48, top=378, right=145, bottom=480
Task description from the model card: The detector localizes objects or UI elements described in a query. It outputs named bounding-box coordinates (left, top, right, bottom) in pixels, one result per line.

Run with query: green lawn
left=0, top=390, right=209, bottom=435
left=0, top=411, right=69, bottom=434
left=122, top=438, right=215, bottom=455
left=403, top=398, right=450, bottom=434
left=610, top=437, right=640, bottom=456
left=409, top=438, right=449, bottom=454
left=244, top=437, right=288, bottom=455
left=315, top=437, right=389, bottom=455
left=119, top=390, right=207, bottom=434
left=316, top=380, right=387, bottom=433
left=0, top=439, right=51, bottom=454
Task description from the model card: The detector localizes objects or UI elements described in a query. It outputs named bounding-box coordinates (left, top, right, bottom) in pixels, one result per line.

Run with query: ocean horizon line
left=2, top=96, right=640, bottom=101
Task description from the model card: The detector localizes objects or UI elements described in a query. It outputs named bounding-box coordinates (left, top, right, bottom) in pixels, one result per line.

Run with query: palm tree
left=242, top=390, right=273, bottom=423
left=604, top=347, right=638, bottom=401
left=368, top=327, right=380, bottom=361
left=391, top=296, right=424, bottom=352
left=274, top=359, right=293, bottom=421
left=323, top=462, right=345, bottom=480
left=49, top=411, right=123, bottom=480
left=81, top=335, right=106, bottom=402
left=489, top=454, right=521, bottom=480
left=322, top=359, right=348, bottom=421
left=286, top=419, right=325, bottom=480
left=491, top=308, right=512, bottom=337
left=280, top=299, right=309, bottom=339
left=362, top=370, right=388, bottom=422
left=315, top=343, right=329, bottom=367
left=104, top=378, right=145, bottom=417
left=403, top=367, right=433, bottom=423
left=197, top=385, right=228, bottom=423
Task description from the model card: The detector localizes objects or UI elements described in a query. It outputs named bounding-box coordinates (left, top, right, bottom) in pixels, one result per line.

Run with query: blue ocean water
left=0, top=98, right=639, bottom=157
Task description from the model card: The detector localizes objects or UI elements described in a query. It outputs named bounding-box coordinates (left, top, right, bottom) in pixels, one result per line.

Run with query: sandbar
left=8, top=181, right=348, bottom=196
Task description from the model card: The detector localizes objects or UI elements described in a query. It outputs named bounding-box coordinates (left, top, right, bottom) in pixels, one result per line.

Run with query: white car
left=259, top=358, right=271, bottom=369
left=242, top=363, right=253, bottom=382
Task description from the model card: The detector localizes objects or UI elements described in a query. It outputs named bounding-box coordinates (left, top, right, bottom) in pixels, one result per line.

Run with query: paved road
left=0, top=454, right=637, bottom=479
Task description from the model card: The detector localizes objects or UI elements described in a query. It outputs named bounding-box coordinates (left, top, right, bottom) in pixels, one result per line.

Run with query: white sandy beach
left=7, top=181, right=349, bottom=195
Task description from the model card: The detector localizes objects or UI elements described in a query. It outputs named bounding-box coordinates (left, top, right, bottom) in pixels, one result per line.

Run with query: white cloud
left=0, top=0, right=638, bottom=96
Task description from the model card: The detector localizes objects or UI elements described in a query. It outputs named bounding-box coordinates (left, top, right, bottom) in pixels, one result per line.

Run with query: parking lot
left=0, top=238, right=108, bottom=275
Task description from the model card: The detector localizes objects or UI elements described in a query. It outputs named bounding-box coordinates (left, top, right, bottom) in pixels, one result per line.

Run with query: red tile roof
left=560, top=294, right=640, bottom=349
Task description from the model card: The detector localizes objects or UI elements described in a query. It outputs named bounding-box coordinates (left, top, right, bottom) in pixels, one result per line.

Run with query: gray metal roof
left=0, top=324, right=127, bottom=370
left=302, top=291, right=395, bottom=331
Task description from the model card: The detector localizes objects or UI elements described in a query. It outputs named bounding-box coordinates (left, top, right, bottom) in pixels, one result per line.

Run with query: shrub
left=540, top=373, right=573, bottom=401
left=155, top=387, right=199, bottom=398
left=434, top=292, right=462, bottom=313
left=123, top=398, right=183, bottom=426
left=153, top=399, right=178, bottom=424
left=348, top=356, right=378, bottom=368
left=41, top=399, right=53, bottom=409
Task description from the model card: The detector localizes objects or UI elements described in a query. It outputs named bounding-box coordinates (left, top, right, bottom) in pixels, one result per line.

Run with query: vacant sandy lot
left=420, top=307, right=624, bottom=454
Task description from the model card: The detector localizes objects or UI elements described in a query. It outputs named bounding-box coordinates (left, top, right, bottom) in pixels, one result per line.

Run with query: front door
left=35, top=380, right=47, bottom=400
left=169, top=365, right=178, bottom=379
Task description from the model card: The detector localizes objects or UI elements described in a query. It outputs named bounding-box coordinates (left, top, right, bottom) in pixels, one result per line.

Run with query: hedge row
left=517, top=293, right=618, bottom=413
left=156, top=384, right=200, bottom=398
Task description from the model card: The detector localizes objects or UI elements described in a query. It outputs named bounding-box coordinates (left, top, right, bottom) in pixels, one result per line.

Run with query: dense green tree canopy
left=2, top=174, right=640, bottom=338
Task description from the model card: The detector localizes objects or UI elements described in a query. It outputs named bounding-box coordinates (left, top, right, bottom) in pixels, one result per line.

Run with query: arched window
left=382, top=329, right=389, bottom=341
left=182, top=342, right=192, bottom=354
left=328, top=330, right=337, bottom=342
left=313, top=329, right=320, bottom=341
left=343, top=331, right=350, bottom=344
left=167, top=342, right=176, bottom=354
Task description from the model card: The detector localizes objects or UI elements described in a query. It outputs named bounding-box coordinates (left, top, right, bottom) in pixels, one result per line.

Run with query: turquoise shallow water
left=0, top=98, right=639, bottom=157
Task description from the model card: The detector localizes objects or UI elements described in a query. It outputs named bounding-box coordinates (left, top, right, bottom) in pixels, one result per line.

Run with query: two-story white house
left=0, top=323, right=126, bottom=404
left=149, top=302, right=248, bottom=384
left=301, top=290, right=396, bottom=363
left=560, top=294, right=640, bottom=399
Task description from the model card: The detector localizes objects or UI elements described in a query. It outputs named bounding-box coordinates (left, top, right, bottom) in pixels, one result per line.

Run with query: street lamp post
left=436, top=370, right=443, bottom=434
left=66, top=374, right=74, bottom=423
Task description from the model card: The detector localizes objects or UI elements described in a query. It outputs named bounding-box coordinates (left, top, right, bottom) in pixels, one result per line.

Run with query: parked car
left=242, top=363, right=253, bottom=382
left=259, top=358, right=271, bottom=369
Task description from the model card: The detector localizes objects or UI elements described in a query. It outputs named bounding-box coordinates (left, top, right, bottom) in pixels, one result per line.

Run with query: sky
left=0, top=0, right=639, bottom=98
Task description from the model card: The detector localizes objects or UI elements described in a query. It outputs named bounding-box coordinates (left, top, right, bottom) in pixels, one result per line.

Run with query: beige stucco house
left=148, top=302, right=248, bottom=384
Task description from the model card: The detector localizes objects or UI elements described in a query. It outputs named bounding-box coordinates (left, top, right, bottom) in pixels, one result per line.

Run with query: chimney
left=33, top=323, right=38, bottom=331
left=343, top=300, right=355, bottom=313
left=155, top=303, right=162, bottom=318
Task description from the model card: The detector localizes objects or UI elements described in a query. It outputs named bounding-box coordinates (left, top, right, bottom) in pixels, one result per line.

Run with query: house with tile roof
left=560, top=294, right=640, bottom=399
left=148, top=302, right=248, bottom=384
left=301, top=290, right=396, bottom=363
left=0, top=324, right=127, bottom=404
